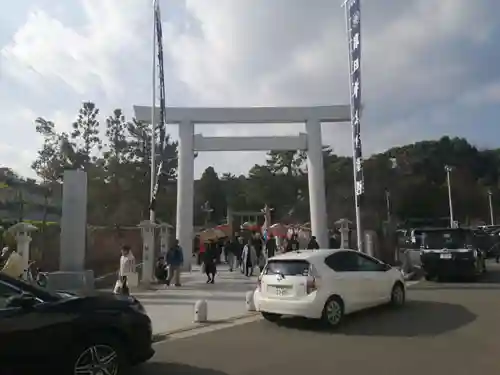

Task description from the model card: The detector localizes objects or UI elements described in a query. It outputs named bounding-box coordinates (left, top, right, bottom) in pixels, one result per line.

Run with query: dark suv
left=419, top=228, right=486, bottom=281
left=0, top=273, right=154, bottom=374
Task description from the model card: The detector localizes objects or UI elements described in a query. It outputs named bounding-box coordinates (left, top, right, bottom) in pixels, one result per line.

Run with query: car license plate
left=275, top=287, right=287, bottom=296
left=440, top=253, right=452, bottom=259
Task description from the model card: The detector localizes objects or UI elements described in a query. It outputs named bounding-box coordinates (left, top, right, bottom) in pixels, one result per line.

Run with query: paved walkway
left=133, top=264, right=258, bottom=335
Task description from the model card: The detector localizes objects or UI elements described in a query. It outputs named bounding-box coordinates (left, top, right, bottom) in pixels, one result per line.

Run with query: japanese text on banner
left=348, top=0, right=364, bottom=197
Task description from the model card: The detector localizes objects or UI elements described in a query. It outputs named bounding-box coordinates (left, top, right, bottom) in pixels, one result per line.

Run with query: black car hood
left=54, top=290, right=141, bottom=311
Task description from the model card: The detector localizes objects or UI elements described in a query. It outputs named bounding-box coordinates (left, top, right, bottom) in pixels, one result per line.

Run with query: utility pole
left=488, top=190, right=494, bottom=225
left=445, top=165, right=454, bottom=227
left=385, top=189, right=391, bottom=224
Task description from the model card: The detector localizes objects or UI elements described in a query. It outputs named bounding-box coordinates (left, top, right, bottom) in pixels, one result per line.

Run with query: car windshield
left=421, top=230, right=469, bottom=249
left=1, top=274, right=62, bottom=302
left=265, top=260, right=310, bottom=276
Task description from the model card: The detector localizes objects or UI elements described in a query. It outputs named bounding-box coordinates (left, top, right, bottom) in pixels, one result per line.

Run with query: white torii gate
left=133, top=105, right=350, bottom=269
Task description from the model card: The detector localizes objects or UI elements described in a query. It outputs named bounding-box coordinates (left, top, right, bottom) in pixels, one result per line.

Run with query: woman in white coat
left=241, top=239, right=257, bottom=277
left=114, top=245, right=136, bottom=295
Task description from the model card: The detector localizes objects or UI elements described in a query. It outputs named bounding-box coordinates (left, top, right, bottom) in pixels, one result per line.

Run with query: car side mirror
left=6, top=293, right=37, bottom=309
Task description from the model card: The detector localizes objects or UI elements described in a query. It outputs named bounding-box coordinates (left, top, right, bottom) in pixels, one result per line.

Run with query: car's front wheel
left=321, top=296, right=344, bottom=328
left=67, top=335, right=127, bottom=375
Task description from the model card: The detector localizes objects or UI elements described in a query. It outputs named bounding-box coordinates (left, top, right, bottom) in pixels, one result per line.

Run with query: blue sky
left=0, top=0, right=499, bottom=180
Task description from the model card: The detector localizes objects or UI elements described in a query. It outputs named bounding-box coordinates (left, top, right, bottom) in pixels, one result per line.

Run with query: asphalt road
left=138, top=260, right=500, bottom=375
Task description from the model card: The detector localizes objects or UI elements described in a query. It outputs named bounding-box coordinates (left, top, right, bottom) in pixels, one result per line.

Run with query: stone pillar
left=60, top=170, right=87, bottom=271
left=159, top=223, right=171, bottom=257
left=340, top=228, right=350, bottom=248
left=176, top=120, right=194, bottom=271
left=139, top=220, right=158, bottom=285
left=8, top=222, right=37, bottom=273
left=305, top=119, right=328, bottom=249
left=365, top=230, right=375, bottom=257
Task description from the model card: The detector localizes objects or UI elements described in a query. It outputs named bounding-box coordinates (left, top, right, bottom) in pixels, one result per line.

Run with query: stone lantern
left=7, top=222, right=38, bottom=272
left=335, top=218, right=352, bottom=249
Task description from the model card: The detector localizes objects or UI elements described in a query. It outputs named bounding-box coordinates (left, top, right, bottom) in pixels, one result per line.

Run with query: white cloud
left=1, top=0, right=150, bottom=99
left=0, top=0, right=499, bottom=180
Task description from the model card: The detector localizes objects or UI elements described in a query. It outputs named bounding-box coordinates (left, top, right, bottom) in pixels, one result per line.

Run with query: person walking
left=225, top=238, right=236, bottom=272
left=266, top=234, right=277, bottom=258
left=166, top=239, right=184, bottom=287
left=236, top=236, right=244, bottom=272
left=204, top=240, right=217, bottom=283
left=242, top=239, right=257, bottom=277
left=114, top=245, right=135, bottom=295
left=286, top=234, right=300, bottom=252
left=252, top=233, right=263, bottom=259
left=307, top=236, right=320, bottom=250
left=198, top=240, right=206, bottom=267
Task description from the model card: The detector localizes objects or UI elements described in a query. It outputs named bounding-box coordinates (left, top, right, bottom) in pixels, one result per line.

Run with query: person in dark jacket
left=166, top=240, right=184, bottom=287
left=204, top=240, right=217, bottom=283
left=286, top=234, right=300, bottom=252
left=266, top=234, right=277, bottom=258
left=252, top=233, right=263, bottom=259
left=307, top=236, right=320, bottom=250
left=236, top=236, right=244, bottom=271
left=226, top=238, right=237, bottom=271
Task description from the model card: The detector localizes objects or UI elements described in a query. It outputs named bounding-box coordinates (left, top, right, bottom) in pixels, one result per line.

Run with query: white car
left=254, top=249, right=405, bottom=327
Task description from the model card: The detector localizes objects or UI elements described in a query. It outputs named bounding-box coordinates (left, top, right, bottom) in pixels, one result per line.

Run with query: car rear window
left=265, top=260, right=310, bottom=276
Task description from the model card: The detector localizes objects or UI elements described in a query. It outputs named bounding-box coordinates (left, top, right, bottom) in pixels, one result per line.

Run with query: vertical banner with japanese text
left=150, top=0, right=166, bottom=214
left=347, top=0, right=364, bottom=199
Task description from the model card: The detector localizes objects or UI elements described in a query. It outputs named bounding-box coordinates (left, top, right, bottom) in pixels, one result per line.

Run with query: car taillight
left=306, top=276, right=319, bottom=294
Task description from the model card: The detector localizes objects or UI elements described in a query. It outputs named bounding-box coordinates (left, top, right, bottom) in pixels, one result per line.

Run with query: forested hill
left=200, top=136, right=500, bottom=229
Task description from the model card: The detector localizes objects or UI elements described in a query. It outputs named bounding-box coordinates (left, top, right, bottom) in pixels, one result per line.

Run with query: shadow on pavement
left=133, top=280, right=255, bottom=293
left=137, top=362, right=228, bottom=375
left=176, top=282, right=256, bottom=293
left=275, top=300, right=476, bottom=337
left=413, top=269, right=500, bottom=291
left=141, top=300, right=195, bottom=306
left=132, top=293, right=247, bottom=302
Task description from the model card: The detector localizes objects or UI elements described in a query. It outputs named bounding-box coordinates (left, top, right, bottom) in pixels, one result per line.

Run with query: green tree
left=31, top=118, right=65, bottom=182
left=221, top=173, right=247, bottom=212
left=266, top=150, right=306, bottom=176
left=196, top=167, right=225, bottom=225
left=70, top=101, right=102, bottom=170
left=96, top=109, right=129, bottom=223
left=116, top=118, right=179, bottom=224
left=105, top=109, right=128, bottom=163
